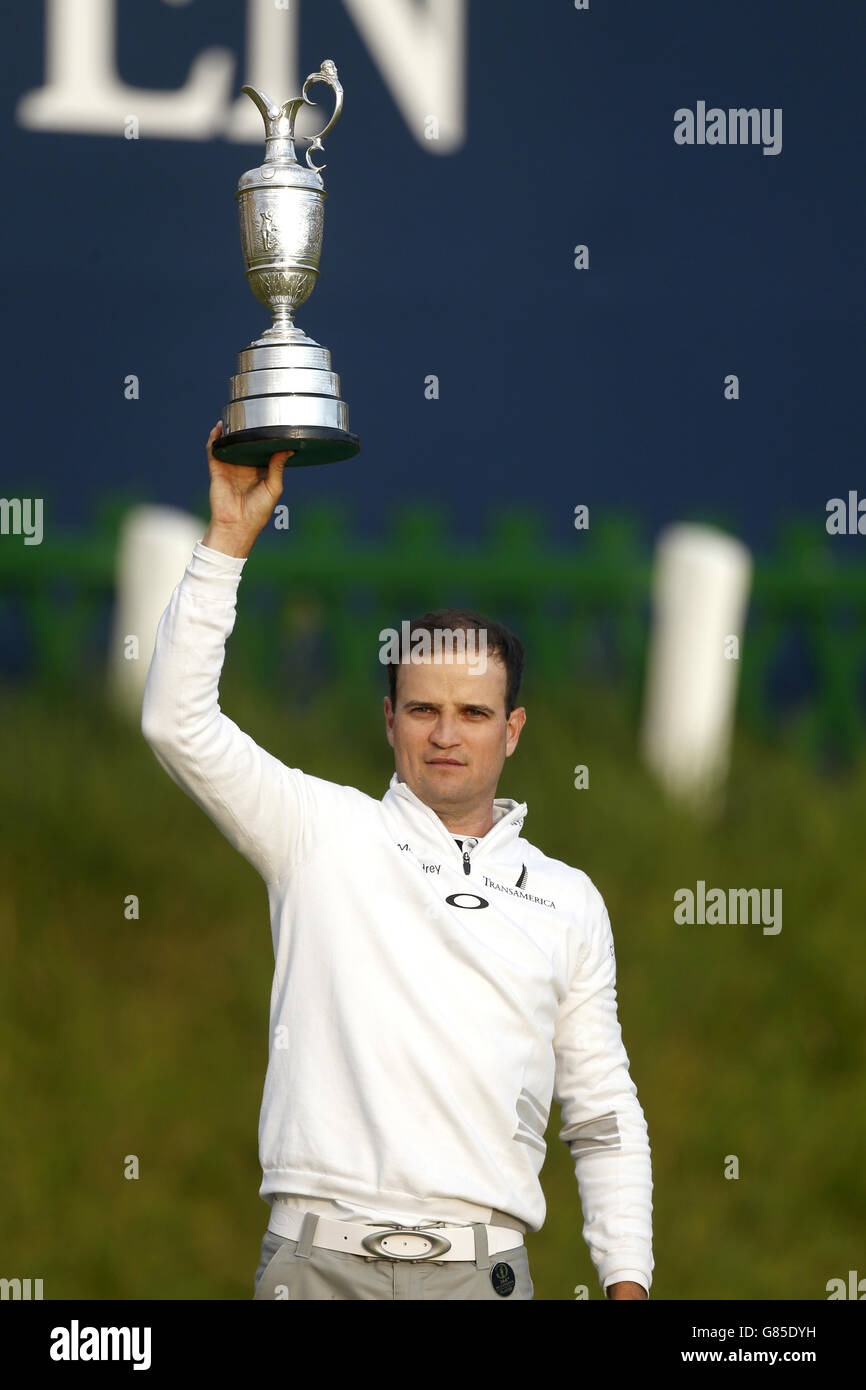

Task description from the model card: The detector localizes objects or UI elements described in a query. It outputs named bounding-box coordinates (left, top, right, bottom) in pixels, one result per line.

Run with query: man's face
left=383, top=651, right=526, bottom=825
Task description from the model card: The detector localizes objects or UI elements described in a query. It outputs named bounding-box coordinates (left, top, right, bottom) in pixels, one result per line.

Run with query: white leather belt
left=270, top=1206, right=524, bottom=1262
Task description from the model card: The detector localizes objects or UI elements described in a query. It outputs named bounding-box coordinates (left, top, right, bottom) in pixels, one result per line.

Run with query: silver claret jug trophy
left=211, top=60, right=360, bottom=467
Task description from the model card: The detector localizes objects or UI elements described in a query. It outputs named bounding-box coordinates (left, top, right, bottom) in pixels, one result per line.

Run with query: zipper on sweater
left=460, top=837, right=478, bottom=875
left=390, top=778, right=527, bottom=870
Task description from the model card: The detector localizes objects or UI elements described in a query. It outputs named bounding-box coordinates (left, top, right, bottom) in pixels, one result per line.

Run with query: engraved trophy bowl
left=211, top=61, right=360, bottom=467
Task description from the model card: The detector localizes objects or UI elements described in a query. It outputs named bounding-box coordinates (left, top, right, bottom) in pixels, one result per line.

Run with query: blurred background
left=1, top=0, right=864, bottom=1300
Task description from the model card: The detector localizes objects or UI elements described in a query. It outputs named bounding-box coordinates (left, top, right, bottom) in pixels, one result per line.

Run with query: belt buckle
left=360, top=1223, right=453, bottom=1262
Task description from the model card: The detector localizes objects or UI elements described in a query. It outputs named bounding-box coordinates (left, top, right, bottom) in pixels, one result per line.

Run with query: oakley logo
left=445, top=893, right=489, bottom=910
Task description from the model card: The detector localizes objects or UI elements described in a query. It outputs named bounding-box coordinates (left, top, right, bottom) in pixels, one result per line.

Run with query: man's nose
left=430, top=718, right=460, bottom=746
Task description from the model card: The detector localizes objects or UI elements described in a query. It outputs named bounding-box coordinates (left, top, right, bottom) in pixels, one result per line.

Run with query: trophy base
left=211, top=425, right=360, bottom=468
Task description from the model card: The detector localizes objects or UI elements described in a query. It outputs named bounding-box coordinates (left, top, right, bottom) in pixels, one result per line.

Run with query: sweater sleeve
left=552, top=882, right=654, bottom=1295
left=140, top=540, right=316, bottom=884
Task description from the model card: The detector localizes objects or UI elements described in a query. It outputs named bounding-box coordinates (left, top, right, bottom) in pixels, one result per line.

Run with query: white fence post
left=640, top=523, right=753, bottom=813
left=108, top=505, right=205, bottom=721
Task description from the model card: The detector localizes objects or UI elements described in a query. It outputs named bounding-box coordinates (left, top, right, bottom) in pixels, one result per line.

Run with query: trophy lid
left=238, top=61, right=344, bottom=191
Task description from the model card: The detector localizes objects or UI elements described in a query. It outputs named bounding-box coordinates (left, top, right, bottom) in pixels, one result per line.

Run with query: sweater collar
left=382, top=772, right=527, bottom=862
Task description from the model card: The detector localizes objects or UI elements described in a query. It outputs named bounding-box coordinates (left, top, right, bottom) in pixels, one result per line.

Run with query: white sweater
left=141, top=541, right=654, bottom=1294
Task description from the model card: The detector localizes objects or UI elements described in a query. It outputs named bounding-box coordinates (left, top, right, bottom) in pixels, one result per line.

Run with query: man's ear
left=505, top=706, right=526, bottom=758
left=384, top=695, right=395, bottom=748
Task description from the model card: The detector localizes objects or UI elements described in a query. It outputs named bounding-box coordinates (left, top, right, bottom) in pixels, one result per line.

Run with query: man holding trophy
left=141, top=64, right=653, bottom=1302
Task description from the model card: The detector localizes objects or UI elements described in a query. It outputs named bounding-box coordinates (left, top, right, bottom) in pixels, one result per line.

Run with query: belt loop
left=471, top=1223, right=490, bottom=1271
left=295, top=1211, right=319, bottom=1259
left=490, top=1206, right=526, bottom=1235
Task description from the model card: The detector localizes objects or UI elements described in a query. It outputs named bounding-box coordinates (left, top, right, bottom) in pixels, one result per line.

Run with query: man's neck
left=436, top=807, right=495, bottom=838
left=397, top=774, right=497, bottom=837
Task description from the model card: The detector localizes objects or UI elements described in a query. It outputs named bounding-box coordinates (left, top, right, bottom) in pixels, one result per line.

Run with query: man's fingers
left=206, top=420, right=295, bottom=471
left=267, top=449, right=295, bottom=489
left=268, top=453, right=297, bottom=480
left=206, top=421, right=223, bottom=463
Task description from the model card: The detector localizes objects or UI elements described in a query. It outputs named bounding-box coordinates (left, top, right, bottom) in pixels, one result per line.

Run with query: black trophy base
left=211, top=426, right=360, bottom=468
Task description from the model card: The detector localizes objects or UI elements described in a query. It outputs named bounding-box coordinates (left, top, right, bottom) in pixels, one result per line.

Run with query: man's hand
left=606, top=1280, right=648, bottom=1300
left=201, top=420, right=295, bottom=558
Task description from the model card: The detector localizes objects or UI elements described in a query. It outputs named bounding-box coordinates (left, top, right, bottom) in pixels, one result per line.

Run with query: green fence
left=1, top=500, right=865, bottom=763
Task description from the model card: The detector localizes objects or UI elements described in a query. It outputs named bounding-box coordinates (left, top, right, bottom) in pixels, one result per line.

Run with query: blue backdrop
left=4, top=0, right=864, bottom=551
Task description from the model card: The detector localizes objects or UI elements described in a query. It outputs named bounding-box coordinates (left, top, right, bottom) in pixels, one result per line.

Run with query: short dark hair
left=386, top=608, right=525, bottom=717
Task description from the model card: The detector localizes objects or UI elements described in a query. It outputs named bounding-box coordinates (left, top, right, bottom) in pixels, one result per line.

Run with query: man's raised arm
left=141, top=422, right=309, bottom=884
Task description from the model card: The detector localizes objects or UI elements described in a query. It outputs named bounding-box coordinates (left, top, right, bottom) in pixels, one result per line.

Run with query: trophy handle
left=300, top=59, right=344, bottom=171
left=242, top=63, right=343, bottom=172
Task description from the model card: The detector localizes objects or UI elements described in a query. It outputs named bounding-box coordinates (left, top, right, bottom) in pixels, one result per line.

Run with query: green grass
left=1, top=672, right=863, bottom=1299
